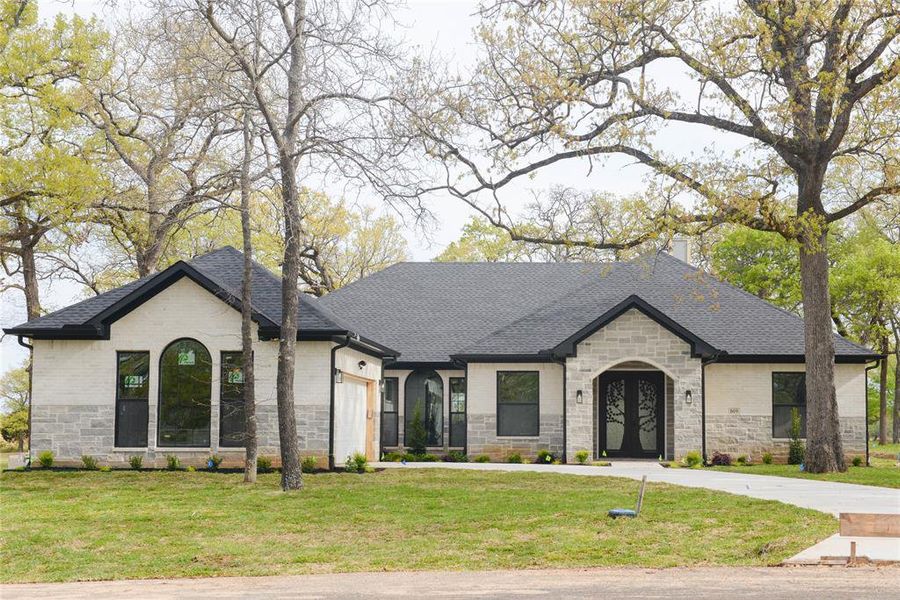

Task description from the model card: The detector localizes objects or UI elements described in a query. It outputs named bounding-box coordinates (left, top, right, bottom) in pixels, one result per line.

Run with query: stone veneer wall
left=565, top=308, right=703, bottom=461
left=467, top=414, right=564, bottom=460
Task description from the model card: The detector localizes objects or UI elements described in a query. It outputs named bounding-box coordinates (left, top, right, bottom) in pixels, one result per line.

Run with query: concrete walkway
left=3, top=567, right=898, bottom=600
left=376, top=460, right=900, bottom=516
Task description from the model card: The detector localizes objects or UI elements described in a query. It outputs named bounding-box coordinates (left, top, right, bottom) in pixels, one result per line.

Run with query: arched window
left=405, top=370, right=443, bottom=447
left=158, top=338, right=212, bottom=447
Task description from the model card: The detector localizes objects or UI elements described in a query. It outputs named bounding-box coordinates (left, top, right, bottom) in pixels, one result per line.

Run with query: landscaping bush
left=81, top=455, right=99, bottom=470
left=207, top=454, right=223, bottom=471
left=788, top=408, right=805, bottom=465
left=406, top=406, right=428, bottom=455
left=535, top=449, right=555, bottom=464
left=710, top=451, right=732, bottom=466
left=762, top=452, right=774, bottom=465
left=301, top=455, right=319, bottom=473
left=382, top=451, right=404, bottom=462
left=166, top=455, right=181, bottom=471
left=683, top=450, right=702, bottom=468
left=99, top=466, right=112, bottom=472
left=129, top=455, right=143, bottom=470
left=574, top=450, right=590, bottom=465
left=37, top=450, right=53, bottom=468
left=257, top=456, right=273, bottom=473
left=474, top=454, right=490, bottom=463
left=406, top=453, right=438, bottom=462
left=344, top=452, right=369, bottom=473
left=506, top=453, right=523, bottom=464
left=851, top=456, right=863, bottom=467
left=186, top=465, right=196, bottom=472
left=444, top=450, right=468, bottom=463
left=736, top=455, right=748, bottom=465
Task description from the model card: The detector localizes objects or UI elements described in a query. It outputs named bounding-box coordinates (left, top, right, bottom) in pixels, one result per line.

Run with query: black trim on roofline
left=712, top=353, right=883, bottom=364
left=384, top=361, right=463, bottom=371
left=449, top=354, right=558, bottom=364
left=551, top=295, right=719, bottom=359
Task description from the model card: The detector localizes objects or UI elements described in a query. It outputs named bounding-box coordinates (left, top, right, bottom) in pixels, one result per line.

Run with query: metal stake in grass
left=608, top=475, right=647, bottom=519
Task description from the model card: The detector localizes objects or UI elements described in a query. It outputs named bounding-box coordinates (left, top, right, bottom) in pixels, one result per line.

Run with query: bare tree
left=424, top=0, right=899, bottom=472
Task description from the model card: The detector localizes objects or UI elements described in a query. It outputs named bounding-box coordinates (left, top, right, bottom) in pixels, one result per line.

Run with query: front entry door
left=598, top=371, right=664, bottom=458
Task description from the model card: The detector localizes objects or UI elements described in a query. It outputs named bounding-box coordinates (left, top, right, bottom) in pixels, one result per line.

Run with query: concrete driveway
left=377, top=460, right=900, bottom=516
left=3, top=567, right=897, bottom=600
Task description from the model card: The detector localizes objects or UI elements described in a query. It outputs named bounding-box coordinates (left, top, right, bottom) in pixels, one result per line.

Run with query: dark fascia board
left=385, top=360, right=462, bottom=371
left=550, top=294, right=719, bottom=359
left=258, top=327, right=400, bottom=359
left=3, top=324, right=102, bottom=339
left=449, top=353, right=558, bottom=364
left=712, top=353, right=884, bottom=364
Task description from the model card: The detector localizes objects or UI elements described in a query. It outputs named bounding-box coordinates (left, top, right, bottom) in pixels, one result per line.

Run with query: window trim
left=449, top=376, right=467, bottom=449
left=156, top=337, right=213, bottom=448
left=381, top=376, right=400, bottom=448
left=114, top=350, right=150, bottom=448
left=771, top=371, right=806, bottom=440
left=404, top=369, right=444, bottom=447
left=496, top=370, right=540, bottom=438
left=219, top=350, right=247, bottom=448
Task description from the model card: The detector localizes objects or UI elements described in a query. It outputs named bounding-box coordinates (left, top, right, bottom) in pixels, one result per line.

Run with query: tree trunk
left=893, top=320, right=900, bottom=444
left=878, top=338, right=888, bottom=445
left=240, top=111, right=258, bottom=484
left=799, top=227, right=846, bottom=472
left=21, top=240, right=41, bottom=320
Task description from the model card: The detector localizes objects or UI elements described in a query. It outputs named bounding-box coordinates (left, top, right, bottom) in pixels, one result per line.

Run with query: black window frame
left=496, top=370, right=540, bottom=437
left=381, top=376, right=399, bottom=448
left=404, top=369, right=444, bottom=447
left=114, top=350, right=150, bottom=448
left=219, top=351, right=247, bottom=448
left=157, top=337, right=213, bottom=448
left=449, top=377, right=466, bottom=448
left=772, top=371, right=806, bottom=439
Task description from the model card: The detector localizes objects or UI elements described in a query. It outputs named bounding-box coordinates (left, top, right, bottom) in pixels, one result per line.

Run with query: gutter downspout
left=329, top=334, right=353, bottom=470
left=865, top=359, right=880, bottom=467
left=17, top=336, right=33, bottom=465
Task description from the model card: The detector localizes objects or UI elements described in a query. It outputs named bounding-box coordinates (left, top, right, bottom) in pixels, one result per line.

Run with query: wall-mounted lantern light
left=358, top=360, right=367, bottom=370
left=576, top=390, right=583, bottom=404
left=685, top=389, right=692, bottom=404
left=334, top=369, right=343, bottom=384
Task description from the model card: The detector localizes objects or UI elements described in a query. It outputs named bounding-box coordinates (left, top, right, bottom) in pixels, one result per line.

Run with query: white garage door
left=334, top=379, right=368, bottom=466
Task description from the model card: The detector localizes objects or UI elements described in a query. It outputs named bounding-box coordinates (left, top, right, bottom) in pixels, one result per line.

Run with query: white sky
left=0, top=0, right=714, bottom=375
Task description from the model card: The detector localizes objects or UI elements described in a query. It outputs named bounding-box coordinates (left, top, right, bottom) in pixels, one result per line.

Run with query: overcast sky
left=0, top=0, right=706, bottom=374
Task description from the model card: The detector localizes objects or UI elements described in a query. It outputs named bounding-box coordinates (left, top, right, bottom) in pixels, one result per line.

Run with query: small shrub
left=683, top=450, right=702, bottom=468
left=207, top=454, right=223, bottom=471
left=128, top=455, right=143, bottom=470
left=574, top=450, right=590, bottom=465
left=99, top=466, right=112, bottom=472
left=165, top=455, right=181, bottom=471
left=444, top=450, right=468, bottom=463
left=474, top=454, right=490, bottom=463
left=710, top=451, right=732, bottom=466
left=851, top=455, right=863, bottom=467
left=257, top=456, right=273, bottom=473
left=413, top=453, right=439, bottom=462
left=37, top=450, right=54, bottom=468
left=301, top=455, right=318, bottom=473
left=535, top=449, right=555, bottom=464
left=736, top=455, right=748, bottom=465
left=762, top=452, right=774, bottom=465
left=81, top=455, right=99, bottom=470
left=186, top=465, right=196, bottom=473
left=787, top=408, right=805, bottom=465
left=344, top=452, right=368, bottom=473
left=506, top=453, right=523, bottom=464
left=382, top=451, right=404, bottom=462
left=406, top=406, right=428, bottom=455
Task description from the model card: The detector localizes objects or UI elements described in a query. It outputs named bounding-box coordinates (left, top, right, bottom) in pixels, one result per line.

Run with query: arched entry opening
left=595, top=361, right=669, bottom=459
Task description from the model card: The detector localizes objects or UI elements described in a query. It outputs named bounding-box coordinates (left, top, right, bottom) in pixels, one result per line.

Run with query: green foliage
left=165, top=455, right=181, bottom=471
left=186, top=466, right=196, bottom=473
left=683, top=451, right=702, bottom=468
left=301, top=456, right=318, bottom=473
left=128, top=456, right=142, bottom=470
left=851, top=456, right=863, bottom=468
left=81, top=455, right=98, bottom=470
left=736, top=455, right=748, bottom=465
left=99, top=466, right=111, bottom=472
left=710, top=452, right=732, bottom=466
left=788, top=409, right=806, bottom=466
left=574, top=450, right=590, bottom=465
left=762, top=452, right=774, bottom=465
left=535, top=449, right=555, bottom=464
left=344, top=452, right=368, bottom=474
left=381, top=452, right=404, bottom=462
left=506, top=453, right=523, bottom=464
left=406, top=406, right=428, bottom=455
left=402, top=453, right=438, bottom=462
left=444, top=450, right=468, bottom=463
left=0, top=366, right=29, bottom=414
left=207, top=455, right=223, bottom=471
left=474, top=454, right=491, bottom=463
left=256, top=456, right=273, bottom=473
left=0, top=409, right=28, bottom=446
left=37, top=450, right=53, bottom=468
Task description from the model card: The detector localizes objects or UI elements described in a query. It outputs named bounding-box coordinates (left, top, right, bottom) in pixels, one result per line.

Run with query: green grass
left=710, top=459, right=900, bottom=488
left=871, top=441, right=900, bottom=459
left=0, top=469, right=836, bottom=583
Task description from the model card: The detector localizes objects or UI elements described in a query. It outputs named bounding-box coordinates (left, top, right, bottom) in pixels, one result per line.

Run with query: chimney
left=671, top=237, right=691, bottom=264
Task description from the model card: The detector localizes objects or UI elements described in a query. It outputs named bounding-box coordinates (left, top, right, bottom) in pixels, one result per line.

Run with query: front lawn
left=871, top=441, right=900, bottom=459
left=0, top=469, right=835, bottom=583
left=709, top=459, right=900, bottom=488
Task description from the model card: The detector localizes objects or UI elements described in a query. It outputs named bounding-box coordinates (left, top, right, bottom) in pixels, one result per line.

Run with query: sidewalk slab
left=785, top=534, right=900, bottom=564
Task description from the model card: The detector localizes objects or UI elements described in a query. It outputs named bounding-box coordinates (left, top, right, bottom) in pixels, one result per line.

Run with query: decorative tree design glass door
left=598, top=371, right=664, bottom=458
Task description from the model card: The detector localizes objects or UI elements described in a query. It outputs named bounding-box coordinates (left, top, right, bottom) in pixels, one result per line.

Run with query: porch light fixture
left=358, top=360, right=367, bottom=370
left=334, top=369, right=343, bottom=384
left=576, top=390, right=583, bottom=404
left=685, top=389, right=692, bottom=404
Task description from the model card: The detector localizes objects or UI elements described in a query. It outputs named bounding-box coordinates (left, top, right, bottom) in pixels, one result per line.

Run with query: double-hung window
left=772, top=372, right=806, bottom=438
left=115, top=352, right=149, bottom=447
left=497, top=371, right=539, bottom=437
